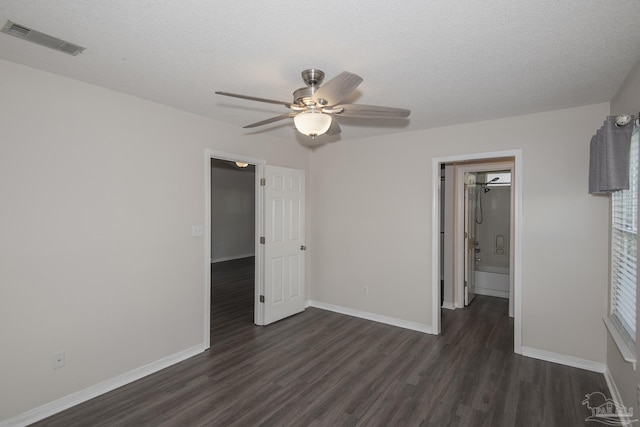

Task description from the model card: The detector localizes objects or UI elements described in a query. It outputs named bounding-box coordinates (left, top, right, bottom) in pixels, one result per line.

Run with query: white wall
left=0, top=59, right=310, bottom=422
left=309, top=102, right=610, bottom=364
left=608, top=56, right=640, bottom=409
left=210, top=161, right=255, bottom=262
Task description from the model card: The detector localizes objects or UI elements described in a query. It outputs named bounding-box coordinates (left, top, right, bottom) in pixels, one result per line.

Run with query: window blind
left=611, top=128, right=638, bottom=339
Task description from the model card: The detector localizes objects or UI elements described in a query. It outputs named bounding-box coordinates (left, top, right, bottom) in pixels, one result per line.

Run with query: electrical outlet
left=53, top=351, right=65, bottom=369
left=363, top=286, right=369, bottom=295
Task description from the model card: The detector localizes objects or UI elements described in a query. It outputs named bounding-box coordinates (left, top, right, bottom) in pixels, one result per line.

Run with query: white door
left=262, top=166, right=306, bottom=325
left=464, top=173, right=477, bottom=306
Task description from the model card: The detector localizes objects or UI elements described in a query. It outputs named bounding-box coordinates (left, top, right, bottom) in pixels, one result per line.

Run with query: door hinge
left=260, top=178, right=266, bottom=186
left=260, top=295, right=265, bottom=303
left=260, top=236, right=265, bottom=244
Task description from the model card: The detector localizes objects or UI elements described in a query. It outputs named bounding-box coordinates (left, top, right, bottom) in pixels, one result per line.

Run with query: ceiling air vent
left=1, top=20, right=85, bottom=56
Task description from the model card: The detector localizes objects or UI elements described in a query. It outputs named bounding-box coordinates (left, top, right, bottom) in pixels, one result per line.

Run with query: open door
left=262, top=165, right=306, bottom=325
left=464, top=173, right=477, bottom=306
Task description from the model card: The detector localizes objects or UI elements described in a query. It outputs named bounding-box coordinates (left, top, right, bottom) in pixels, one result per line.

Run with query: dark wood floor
left=33, top=257, right=608, bottom=426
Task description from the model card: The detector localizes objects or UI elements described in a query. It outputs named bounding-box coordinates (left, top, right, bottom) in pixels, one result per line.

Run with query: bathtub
left=474, top=265, right=509, bottom=298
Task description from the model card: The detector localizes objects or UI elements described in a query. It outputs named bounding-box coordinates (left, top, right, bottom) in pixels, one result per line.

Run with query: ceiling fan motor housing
left=293, top=86, right=318, bottom=106
left=294, top=69, right=326, bottom=106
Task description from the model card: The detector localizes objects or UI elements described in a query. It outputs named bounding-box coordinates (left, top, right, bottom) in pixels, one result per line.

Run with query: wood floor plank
left=31, top=258, right=609, bottom=426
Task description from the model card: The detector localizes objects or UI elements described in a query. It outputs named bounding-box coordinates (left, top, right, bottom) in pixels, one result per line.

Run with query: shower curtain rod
left=615, top=113, right=640, bottom=127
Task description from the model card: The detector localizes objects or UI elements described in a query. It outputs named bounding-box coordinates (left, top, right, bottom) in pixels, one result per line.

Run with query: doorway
left=203, top=150, right=307, bottom=349
left=466, top=170, right=512, bottom=305
left=454, top=162, right=514, bottom=314
left=210, top=158, right=256, bottom=341
left=204, top=150, right=265, bottom=350
left=432, top=150, right=522, bottom=354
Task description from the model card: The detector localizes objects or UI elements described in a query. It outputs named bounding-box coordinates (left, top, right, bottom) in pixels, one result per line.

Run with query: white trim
left=513, top=152, right=523, bottom=353
left=604, top=366, right=625, bottom=411
left=205, top=149, right=267, bottom=342
left=211, top=253, right=255, bottom=263
left=205, top=149, right=266, bottom=166
left=431, top=162, right=441, bottom=333
left=521, top=346, right=606, bottom=373
left=474, top=288, right=509, bottom=299
left=204, top=151, right=212, bottom=349
left=603, top=317, right=637, bottom=368
left=602, top=367, right=635, bottom=427
left=432, top=149, right=523, bottom=354
left=0, top=344, right=204, bottom=427
left=308, top=300, right=434, bottom=334
left=441, top=301, right=455, bottom=310
left=254, top=164, right=265, bottom=325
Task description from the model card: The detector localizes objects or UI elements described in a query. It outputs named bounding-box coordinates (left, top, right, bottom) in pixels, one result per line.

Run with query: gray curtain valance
left=589, top=116, right=634, bottom=194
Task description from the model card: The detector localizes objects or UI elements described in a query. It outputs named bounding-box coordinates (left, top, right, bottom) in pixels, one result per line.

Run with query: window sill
left=603, top=317, right=637, bottom=370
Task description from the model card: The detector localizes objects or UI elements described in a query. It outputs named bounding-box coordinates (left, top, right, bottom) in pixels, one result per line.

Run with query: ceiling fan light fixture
left=293, top=110, right=332, bottom=138
left=216, top=69, right=410, bottom=140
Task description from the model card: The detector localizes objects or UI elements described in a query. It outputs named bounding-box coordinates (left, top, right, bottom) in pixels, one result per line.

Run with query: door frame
left=462, top=172, right=477, bottom=307
left=204, top=149, right=266, bottom=350
left=431, top=149, right=523, bottom=354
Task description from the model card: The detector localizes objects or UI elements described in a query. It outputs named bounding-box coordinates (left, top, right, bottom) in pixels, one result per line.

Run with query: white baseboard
left=604, top=366, right=624, bottom=408
left=441, top=301, right=455, bottom=310
left=521, top=346, right=605, bottom=373
left=1, top=344, right=205, bottom=427
left=307, top=300, right=434, bottom=334
left=474, top=287, right=509, bottom=299
left=211, top=253, right=255, bottom=263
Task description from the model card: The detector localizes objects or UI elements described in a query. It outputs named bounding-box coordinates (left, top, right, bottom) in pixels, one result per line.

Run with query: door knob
left=474, top=258, right=481, bottom=262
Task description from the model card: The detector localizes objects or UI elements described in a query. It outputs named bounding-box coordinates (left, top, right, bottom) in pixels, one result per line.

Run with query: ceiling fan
left=215, top=69, right=410, bottom=138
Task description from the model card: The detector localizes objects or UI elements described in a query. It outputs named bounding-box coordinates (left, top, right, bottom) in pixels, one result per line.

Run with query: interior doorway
left=210, top=158, right=256, bottom=341
left=466, top=169, right=512, bottom=304
left=203, top=151, right=306, bottom=349
left=204, top=150, right=265, bottom=350
left=453, top=162, right=514, bottom=314
left=432, top=150, right=522, bottom=354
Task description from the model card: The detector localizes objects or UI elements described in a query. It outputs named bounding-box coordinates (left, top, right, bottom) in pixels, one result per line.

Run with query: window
left=611, top=128, right=638, bottom=341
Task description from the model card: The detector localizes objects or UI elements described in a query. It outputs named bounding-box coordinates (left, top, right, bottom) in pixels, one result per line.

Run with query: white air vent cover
left=1, top=20, right=85, bottom=56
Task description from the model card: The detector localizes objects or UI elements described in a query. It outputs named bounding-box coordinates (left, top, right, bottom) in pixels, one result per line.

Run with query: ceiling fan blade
left=312, top=72, right=363, bottom=106
left=326, top=118, right=341, bottom=135
left=242, top=112, right=297, bottom=128
left=333, top=104, right=411, bottom=118
left=215, top=91, right=293, bottom=107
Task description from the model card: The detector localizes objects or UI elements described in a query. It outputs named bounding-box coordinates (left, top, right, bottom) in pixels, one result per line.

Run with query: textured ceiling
left=1, top=1, right=639, bottom=143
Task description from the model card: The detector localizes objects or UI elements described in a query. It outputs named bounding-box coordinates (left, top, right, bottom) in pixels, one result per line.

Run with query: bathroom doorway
left=463, top=169, right=512, bottom=306
left=433, top=150, right=522, bottom=354
left=448, top=161, right=514, bottom=313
